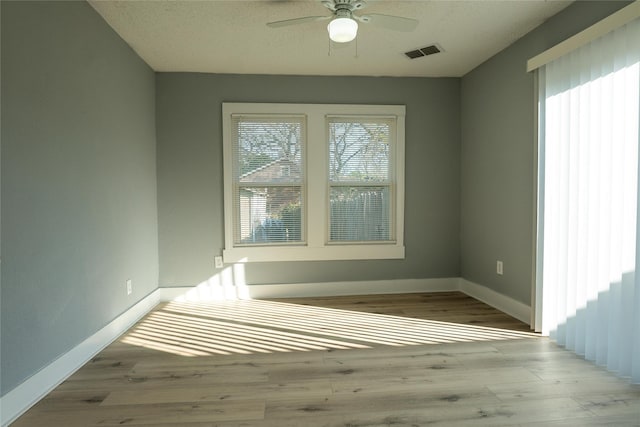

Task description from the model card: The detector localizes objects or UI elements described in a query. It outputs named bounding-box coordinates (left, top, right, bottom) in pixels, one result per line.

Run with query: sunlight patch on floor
left=121, top=299, right=539, bottom=357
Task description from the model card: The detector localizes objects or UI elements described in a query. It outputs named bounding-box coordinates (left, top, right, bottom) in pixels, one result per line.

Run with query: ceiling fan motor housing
left=324, top=0, right=366, bottom=13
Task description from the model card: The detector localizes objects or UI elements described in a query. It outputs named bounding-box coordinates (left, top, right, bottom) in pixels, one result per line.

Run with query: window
left=231, top=115, right=305, bottom=245
left=222, top=103, right=405, bottom=262
left=328, top=117, right=395, bottom=243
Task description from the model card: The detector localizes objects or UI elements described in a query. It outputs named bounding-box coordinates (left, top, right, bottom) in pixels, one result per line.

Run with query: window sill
left=223, top=244, right=405, bottom=263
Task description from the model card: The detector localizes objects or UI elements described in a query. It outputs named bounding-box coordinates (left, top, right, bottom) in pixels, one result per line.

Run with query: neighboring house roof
left=240, top=158, right=301, bottom=183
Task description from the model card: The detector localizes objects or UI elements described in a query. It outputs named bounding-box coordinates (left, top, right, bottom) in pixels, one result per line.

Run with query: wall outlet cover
left=214, top=256, right=224, bottom=269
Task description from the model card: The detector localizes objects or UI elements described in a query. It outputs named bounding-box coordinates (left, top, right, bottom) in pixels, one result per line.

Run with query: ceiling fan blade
left=356, top=13, right=418, bottom=32
left=267, top=15, right=331, bottom=28
left=321, top=1, right=336, bottom=11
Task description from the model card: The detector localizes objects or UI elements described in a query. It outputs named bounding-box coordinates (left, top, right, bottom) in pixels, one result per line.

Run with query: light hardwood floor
left=13, top=292, right=640, bottom=426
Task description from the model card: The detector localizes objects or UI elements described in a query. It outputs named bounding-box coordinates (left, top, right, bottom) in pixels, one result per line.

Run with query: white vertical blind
left=537, top=18, right=640, bottom=383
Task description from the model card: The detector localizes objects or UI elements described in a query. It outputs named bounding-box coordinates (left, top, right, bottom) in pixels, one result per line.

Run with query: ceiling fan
left=266, top=0, right=419, bottom=43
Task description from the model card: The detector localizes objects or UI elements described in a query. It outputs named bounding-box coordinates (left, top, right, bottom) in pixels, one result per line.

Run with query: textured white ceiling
left=88, top=0, right=572, bottom=77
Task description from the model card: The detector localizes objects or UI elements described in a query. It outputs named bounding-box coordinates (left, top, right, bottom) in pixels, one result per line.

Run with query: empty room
left=1, top=0, right=640, bottom=425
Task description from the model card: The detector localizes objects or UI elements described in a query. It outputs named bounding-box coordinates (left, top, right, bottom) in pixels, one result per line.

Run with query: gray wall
left=460, top=0, right=632, bottom=305
left=156, top=74, right=461, bottom=287
left=1, top=1, right=158, bottom=394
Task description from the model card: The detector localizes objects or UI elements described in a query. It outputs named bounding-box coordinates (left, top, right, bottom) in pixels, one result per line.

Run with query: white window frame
left=222, top=102, right=405, bottom=262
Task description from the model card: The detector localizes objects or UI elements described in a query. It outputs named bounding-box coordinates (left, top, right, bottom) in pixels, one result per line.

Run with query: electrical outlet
left=126, top=279, right=133, bottom=295
left=496, top=261, right=504, bottom=276
left=214, top=256, right=224, bottom=269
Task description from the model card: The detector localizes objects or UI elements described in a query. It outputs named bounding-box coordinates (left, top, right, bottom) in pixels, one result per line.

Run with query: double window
left=222, top=103, right=405, bottom=262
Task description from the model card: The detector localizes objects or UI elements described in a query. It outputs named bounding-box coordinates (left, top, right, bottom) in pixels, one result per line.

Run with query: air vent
left=420, top=45, right=441, bottom=56
left=404, top=49, right=424, bottom=59
left=405, top=44, right=442, bottom=59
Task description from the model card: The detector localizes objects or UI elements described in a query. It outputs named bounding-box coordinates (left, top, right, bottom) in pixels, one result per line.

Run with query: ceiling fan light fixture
left=328, top=17, right=358, bottom=43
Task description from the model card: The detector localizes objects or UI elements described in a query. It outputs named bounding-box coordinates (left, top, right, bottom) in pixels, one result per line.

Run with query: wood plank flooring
left=12, top=292, right=640, bottom=426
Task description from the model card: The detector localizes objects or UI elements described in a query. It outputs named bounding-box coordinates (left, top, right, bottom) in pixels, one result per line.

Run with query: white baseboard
left=160, top=278, right=532, bottom=326
left=458, top=278, right=531, bottom=324
left=160, top=277, right=460, bottom=301
left=0, top=289, right=161, bottom=427
left=160, top=278, right=531, bottom=324
left=246, top=278, right=458, bottom=299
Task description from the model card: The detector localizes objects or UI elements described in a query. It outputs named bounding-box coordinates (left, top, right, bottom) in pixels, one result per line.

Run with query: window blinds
left=537, top=17, right=640, bottom=383
left=231, top=115, right=305, bottom=245
left=328, top=118, right=395, bottom=242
